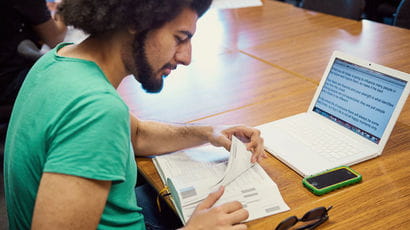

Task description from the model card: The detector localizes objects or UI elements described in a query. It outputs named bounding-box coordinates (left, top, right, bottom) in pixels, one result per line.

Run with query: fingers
left=219, top=135, right=232, bottom=152
left=188, top=187, right=249, bottom=229
left=209, top=127, right=232, bottom=151
left=220, top=200, right=243, bottom=213
left=196, top=186, right=224, bottom=210
left=232, top=224, right=248, bottom=230
left=238, top=128, right=265, bottom=163
left=216, top=125, right=266, bottom=162
left=209, top=201, right=248, bottom=226
left=246, top=134, right=266, bottom=163
left=222, top=202, right=249, bottom=224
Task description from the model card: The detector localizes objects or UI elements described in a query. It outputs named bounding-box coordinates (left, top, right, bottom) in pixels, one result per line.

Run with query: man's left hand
left=209, top=125, right=266, bottom=163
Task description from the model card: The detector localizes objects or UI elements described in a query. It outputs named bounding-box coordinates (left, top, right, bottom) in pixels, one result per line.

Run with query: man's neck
left=58, top=32, right=130, bottom=88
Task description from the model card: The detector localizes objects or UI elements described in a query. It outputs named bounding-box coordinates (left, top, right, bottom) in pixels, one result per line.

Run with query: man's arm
left=130, top=114, right=213, bottom=155
left=31, top=173, right=111, bottom=229
left=130, top=114, right=266, bottom=162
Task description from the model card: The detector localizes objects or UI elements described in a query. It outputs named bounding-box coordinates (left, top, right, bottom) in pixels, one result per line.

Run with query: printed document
left=153, top=136, right=289, bottom=223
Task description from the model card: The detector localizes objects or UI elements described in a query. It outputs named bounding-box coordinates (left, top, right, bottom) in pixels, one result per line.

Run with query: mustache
left=162, top=63, right=177, bottom=71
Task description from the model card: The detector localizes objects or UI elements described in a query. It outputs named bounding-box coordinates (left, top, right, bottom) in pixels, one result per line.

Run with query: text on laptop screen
left=313, top=58, right=407, bottom=144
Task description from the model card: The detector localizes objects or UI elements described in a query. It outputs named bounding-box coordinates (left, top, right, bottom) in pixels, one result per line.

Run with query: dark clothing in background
left=364, top=0, right=402, bottom=22
left=0, top=0, right=51, bottom=106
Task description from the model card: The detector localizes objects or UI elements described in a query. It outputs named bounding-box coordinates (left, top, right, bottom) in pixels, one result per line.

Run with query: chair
left=374, top=0, right=404, bottom=25
left=300, top=0, right=366, bottom=20
left=393, top=0, right=410, bottom=29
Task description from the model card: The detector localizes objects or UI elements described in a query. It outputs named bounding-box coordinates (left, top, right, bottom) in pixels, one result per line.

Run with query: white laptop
left=257, top=51, right=410, bottom=177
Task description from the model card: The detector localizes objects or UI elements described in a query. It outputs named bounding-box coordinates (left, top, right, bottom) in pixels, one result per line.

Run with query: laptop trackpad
left=262, top=127, right=336, bottom=176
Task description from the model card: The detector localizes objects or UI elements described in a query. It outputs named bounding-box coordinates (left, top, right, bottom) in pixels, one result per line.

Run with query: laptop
left=257, top=51, right=410, bottom=177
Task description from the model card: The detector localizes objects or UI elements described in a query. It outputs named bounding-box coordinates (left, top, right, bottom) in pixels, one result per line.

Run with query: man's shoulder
left=19, top=49, right=127, bottom=116
left=32, top=48, right=110, bottom=88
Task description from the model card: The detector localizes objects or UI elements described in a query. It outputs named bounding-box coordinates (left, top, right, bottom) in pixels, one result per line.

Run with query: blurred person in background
left=0, top=0, right=66, bottom=144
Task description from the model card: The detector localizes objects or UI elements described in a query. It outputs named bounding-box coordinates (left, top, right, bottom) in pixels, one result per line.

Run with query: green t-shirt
left=4, top=43, right=145, bottom=229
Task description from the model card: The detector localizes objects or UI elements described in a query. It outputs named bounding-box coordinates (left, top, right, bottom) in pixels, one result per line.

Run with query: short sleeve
left=44, top=93, right=130, bottom=182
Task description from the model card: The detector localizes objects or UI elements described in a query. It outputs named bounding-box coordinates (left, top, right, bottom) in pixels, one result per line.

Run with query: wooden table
left=123, top=1, right=410, bottom=229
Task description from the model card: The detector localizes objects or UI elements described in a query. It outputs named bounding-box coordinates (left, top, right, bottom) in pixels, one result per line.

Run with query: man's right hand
left=182, top=186, right=249, bottom=230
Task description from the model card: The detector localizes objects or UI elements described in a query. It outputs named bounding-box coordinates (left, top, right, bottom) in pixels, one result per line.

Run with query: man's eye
left=175, top=36, right=182, bottom=43
left=175, top=36, right=186, bottom=44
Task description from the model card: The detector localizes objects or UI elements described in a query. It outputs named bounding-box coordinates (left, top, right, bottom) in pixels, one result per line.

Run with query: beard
left=130, top=30, right=164, bottom=93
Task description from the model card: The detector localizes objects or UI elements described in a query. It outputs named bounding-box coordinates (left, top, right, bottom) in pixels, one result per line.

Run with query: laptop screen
left=312, top=58, right=407, bottom=144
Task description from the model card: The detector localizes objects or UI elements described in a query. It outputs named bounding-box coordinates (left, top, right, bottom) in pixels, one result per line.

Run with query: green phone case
left=302, top=166, right=362, bottom=196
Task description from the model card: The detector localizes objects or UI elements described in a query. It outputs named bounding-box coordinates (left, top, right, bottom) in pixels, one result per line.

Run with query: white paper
left=216, top=136, right=255, bottom=187
left=211, top=0, right=263, bottom=9
left=153, top=136, right=289, bottom=223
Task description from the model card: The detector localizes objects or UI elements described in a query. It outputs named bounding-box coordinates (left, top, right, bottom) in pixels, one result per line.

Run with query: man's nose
left=175, top=42, right=192, bottom=66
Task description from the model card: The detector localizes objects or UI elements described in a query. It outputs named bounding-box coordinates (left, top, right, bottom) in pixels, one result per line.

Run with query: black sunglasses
left=275, top=206, right=333, bottom=230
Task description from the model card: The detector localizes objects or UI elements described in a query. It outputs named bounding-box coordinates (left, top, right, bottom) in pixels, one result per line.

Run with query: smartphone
left=302, top=166, right=362, bottom=196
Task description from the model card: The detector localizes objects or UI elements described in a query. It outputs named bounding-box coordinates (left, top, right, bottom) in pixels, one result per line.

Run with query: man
left=0, top=0, right=67, bottom=126
left=4, top=0, right=266, bottom=229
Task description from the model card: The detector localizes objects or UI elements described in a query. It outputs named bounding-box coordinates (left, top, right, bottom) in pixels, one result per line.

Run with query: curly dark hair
left=59, top=0, right=213, bottom=35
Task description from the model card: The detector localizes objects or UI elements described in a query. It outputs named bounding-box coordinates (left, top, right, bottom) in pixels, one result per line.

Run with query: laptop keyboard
left=276, top=117, right=364, bottom=162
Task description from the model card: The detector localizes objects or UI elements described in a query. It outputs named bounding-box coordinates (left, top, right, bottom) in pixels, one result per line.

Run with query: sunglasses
left=275, top=206, right=333, bottom=230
